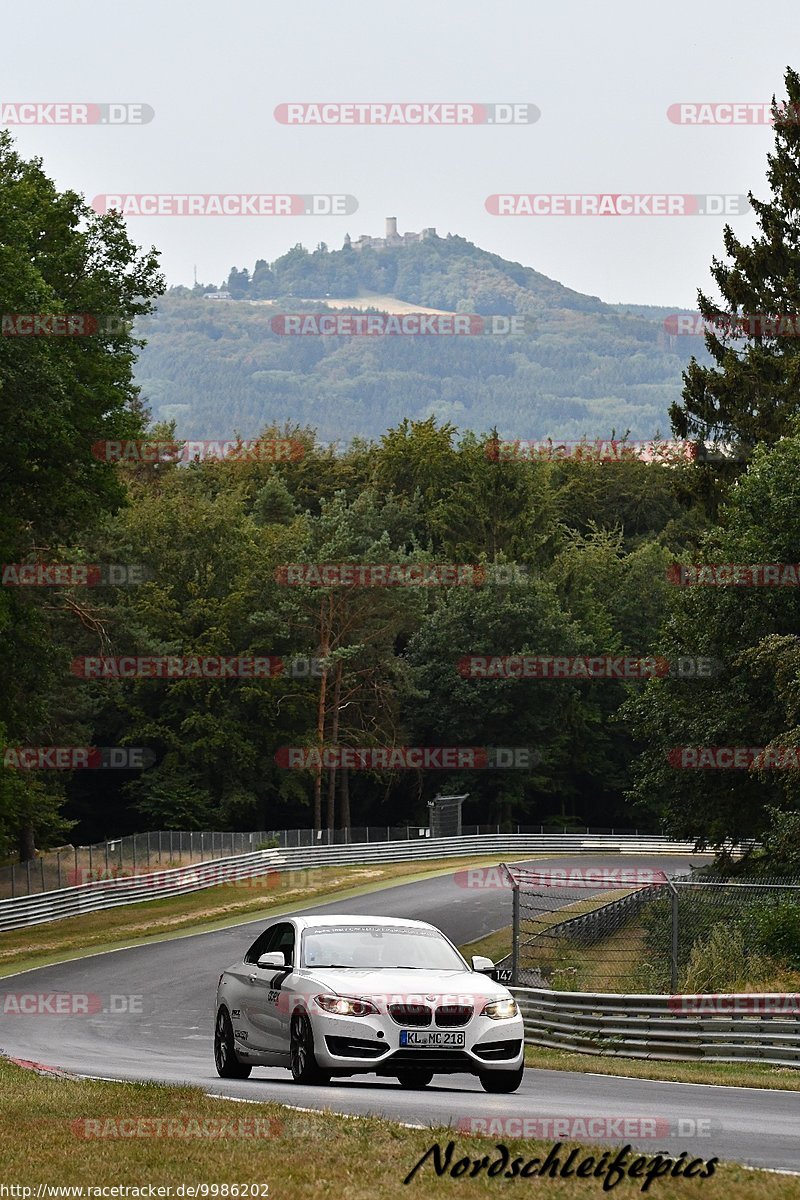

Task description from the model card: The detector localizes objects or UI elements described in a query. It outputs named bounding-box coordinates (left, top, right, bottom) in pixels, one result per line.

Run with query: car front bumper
left=310, top=1010, right=525, bottom=1074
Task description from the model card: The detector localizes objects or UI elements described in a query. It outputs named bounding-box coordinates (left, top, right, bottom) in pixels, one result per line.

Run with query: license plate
left=399, top=1030, right=466, bottom=1048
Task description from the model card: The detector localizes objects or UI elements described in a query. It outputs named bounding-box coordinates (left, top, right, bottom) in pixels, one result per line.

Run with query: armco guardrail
left=513, top=987, right=800, bottom=1067
left=0, top=833, right=701, bottom=932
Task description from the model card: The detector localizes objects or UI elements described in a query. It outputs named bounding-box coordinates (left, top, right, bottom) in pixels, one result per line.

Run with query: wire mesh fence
left=503, top=865, right=800, bottom=994
left=0, top=823, right=652, bottom=899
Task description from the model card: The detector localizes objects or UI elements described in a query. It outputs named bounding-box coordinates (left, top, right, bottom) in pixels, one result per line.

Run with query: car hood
left=294, top=967, right=511, bottom=1004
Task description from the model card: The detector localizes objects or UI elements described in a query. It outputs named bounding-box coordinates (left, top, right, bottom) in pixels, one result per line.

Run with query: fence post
left=105, top=840, right=110, bottom=875
left=670, top=885, right=679, bottom=992
left=57, top=851, right=62, bottom=891
left=511, top=875, right=520, bottom=985
left=40, top=857, right=45, bottom=892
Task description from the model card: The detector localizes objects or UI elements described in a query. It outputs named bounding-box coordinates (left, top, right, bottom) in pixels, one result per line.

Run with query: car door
left=240, top=921, right=296, bottom=1053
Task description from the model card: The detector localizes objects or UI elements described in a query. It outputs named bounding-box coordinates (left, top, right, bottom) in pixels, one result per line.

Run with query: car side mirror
left=256, top=951, right=288, bottom=969
left=471, top=954, right=495, bottom=974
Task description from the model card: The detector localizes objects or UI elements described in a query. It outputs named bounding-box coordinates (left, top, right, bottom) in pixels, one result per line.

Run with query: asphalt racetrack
left=3, top=853, right=799, bottom=1173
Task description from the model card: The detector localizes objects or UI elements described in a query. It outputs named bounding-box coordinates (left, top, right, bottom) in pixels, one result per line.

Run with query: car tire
left=214, top=1008, right=252, bottom=1079
left=479, top=1065, right=524, bottom=1094
left=396, top=1070, right=434, bottom=1089
left=290, top=1013, right=331, bottom=1085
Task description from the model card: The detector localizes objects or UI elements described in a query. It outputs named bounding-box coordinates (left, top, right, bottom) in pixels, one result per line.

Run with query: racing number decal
left=267, top=989, right=280, bottom=1005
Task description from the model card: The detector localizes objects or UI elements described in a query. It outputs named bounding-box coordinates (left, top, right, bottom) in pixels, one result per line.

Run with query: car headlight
left=314, top=994, right=378, bottom=1017
left=482, top=997, right=519, bottom=1020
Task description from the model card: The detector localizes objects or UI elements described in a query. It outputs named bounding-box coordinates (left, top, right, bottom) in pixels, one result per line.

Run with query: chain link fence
left=0, top=823, right=653, bottom=899
left=503, top=865, right=800, bottom=994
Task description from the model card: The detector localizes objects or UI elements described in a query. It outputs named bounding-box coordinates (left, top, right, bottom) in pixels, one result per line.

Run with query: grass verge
left=0, top=855, right=523, bottom=978
left=0, top=1059, right=796, bottom=1198
left=523, top=1045, right=800, bottom=1091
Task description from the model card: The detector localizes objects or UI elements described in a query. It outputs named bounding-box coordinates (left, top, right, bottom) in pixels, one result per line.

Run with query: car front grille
left=388, top=1003, right=432, bottom=1027
left=435, top=1004, right=473, bottom=1027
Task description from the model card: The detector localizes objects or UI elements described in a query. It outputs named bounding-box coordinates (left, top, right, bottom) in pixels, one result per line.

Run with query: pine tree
left=671, top=67, right=800, bottom=452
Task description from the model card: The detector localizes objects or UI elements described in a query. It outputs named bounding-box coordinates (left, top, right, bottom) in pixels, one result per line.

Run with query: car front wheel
left=396, top=1070, right=434, bottom=1089
left=479, top=1065, right=524, bottom=1094
left=214, top=1008, right=252, bottom=1079
left=290, top=1013, right=331, bottom=1085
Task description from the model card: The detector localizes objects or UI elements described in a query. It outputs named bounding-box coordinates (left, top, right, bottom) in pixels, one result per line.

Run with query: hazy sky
left=4, top=1, right=799, bottom=306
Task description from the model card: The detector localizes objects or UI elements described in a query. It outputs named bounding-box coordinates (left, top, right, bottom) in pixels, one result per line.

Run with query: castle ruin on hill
left=345, top=217, right=437, bottom=251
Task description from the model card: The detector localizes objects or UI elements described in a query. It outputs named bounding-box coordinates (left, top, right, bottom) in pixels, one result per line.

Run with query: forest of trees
left=4, top=67, right=800, bottom=867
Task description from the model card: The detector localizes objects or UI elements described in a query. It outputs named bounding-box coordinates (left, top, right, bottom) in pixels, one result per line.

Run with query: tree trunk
left=313, top=597, right=334, bottom=833
left=340, top=763, right=350, bottom=833
left=326, top=660, right=343, bottom=833
left=18, top=824, right=35, bottom=862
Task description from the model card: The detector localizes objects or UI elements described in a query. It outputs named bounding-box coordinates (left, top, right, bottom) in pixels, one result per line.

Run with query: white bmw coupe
left=214, top=914, right=525, bottom=1092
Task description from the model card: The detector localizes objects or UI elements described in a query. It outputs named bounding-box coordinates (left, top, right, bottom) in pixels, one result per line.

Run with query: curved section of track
left=3, top=854, right=798, bottom=1173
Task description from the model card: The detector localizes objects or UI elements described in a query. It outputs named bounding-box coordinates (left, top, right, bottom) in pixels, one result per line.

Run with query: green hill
left=133, top=233, right=708, bottom=442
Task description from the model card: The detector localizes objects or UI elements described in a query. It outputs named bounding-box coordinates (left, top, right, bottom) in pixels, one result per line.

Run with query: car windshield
left=300, top=924, right=466, bottom=970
